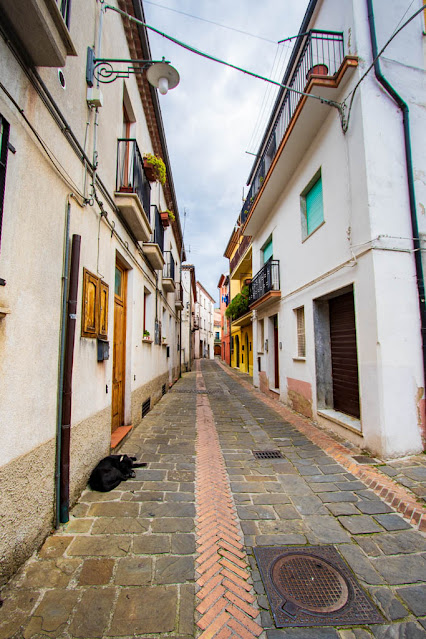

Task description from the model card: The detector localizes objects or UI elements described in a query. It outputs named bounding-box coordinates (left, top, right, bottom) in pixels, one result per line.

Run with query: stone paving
left=376, top=456, right=426, bottom=505
left=0, top=359, right=425, bottom=638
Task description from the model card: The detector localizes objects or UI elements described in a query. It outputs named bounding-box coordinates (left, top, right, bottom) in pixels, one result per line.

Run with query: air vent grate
left=253, top=450, right=283, bottom=459
left=162, top=384, right=166, bottom=396
left=142, top=398, right=151, bottom=418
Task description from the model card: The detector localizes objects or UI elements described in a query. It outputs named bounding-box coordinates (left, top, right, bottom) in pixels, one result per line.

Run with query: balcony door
left=273, top=315, right=279, bottom=389
left=112, top=261, right=127, bottom=432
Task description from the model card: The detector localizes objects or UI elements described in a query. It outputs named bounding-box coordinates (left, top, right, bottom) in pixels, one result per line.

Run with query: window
left=262, top=237, right=273, bottom=264
left=258, top=318, right=264, bottom=352
left=0, top=115, right=10, bottom=250
left=295, top=307, right=306, bottom=358
left=58, top=0, right=72, bottom=29
left=82, top=268, right=109, bottom=338
left=301, top=171, right=324, bottom=239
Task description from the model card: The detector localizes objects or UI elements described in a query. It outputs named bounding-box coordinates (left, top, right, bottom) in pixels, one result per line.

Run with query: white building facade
left=0, top=0, right=184, bottom=582
left=243, top=0, right=426, bottom=459
left=194, top=282, right=215, bottom=359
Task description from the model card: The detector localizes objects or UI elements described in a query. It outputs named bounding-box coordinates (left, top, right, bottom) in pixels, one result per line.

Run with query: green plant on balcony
left=143, top=153, right=167, bottom=185
left=143, top=330, right=150, bottom=337
left=167, top=210, right=175, bottom=221
left=225, top=286, right=249, bottom=321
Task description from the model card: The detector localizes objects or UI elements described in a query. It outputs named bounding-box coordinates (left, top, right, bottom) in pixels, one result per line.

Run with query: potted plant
left=143, top=330, right=151, bottom=341
left=159, top=209, right=174, bottom=227
left=306, top=63, right=328, bottom=80
left=143, top=153, right=167, bottom=185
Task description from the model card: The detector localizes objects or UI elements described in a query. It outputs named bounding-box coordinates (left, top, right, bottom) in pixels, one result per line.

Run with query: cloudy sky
left=143, top=0, right=309, bottom=303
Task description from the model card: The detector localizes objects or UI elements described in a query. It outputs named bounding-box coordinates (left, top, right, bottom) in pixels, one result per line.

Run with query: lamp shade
left=146, top=62, right=180, bottom=94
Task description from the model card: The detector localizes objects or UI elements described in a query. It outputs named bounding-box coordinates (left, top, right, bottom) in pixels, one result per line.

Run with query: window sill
left=317, top=408, right=362, bottom=434
left=293, top=356, right=306, bottom=362
left=142, top=337, right=153, bottom=343
left=301, top=220, right=325, bottom=243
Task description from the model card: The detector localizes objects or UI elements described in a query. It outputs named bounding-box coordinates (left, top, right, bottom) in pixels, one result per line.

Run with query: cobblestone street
left=1, top=359, right=425, bottom=638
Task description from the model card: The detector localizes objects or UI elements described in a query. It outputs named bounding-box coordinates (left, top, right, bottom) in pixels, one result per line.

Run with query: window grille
left=0, top=115, right=10, bottom=249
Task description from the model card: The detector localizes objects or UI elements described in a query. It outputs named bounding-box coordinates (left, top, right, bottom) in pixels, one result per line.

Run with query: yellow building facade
left=224, top=234, right=253, bottom=376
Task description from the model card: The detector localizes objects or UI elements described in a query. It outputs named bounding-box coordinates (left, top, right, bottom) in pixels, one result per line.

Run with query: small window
left=295, top=307, right=306, bottom=358
left=0, top=114, right=10, bottom=250
left=58, top=0, right=72, bottom=29
left=82, top=268, right=109, bottom=338
left=262, top=237, right=273, bottom=264
left=301, top=171, right=324, bottom=239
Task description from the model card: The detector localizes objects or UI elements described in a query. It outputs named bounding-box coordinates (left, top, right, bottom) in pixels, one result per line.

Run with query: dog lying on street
left=89, top=454, right=147, bottom=492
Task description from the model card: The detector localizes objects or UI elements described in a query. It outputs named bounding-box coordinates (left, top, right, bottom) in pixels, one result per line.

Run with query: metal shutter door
left=329, top=292, right=360, bottom=418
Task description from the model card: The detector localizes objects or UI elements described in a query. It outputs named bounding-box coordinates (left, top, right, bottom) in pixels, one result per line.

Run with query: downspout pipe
left=60, top=234, right=81, bottom=524
left=55, top=199, right=71, bottom=529
left=366, top=0, right=426, bottom=391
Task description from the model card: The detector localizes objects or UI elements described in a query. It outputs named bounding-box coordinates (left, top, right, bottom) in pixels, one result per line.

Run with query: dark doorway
left=273, top=315, right=279, bottom=388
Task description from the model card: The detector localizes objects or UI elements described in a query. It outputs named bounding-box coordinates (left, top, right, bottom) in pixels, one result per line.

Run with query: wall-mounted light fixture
left=86, top=47, right=179, bottom=94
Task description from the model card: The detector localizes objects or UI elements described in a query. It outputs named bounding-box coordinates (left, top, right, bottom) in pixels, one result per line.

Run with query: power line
left=144, top=0, right=278, bottom=44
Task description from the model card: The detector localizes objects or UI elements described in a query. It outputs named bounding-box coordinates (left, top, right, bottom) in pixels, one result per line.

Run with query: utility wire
left=103, top=3, right=342, bottom=112
left=144, top=0, right=278, bottom=44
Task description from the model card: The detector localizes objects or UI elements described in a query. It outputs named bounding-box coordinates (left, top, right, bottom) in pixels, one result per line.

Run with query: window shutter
left=82, top=268, right=99, bottom=337
left=306, top=176, right=323, bottom=235
left=99, top=281, right=109, bottom=339
left=263, top=238, right=273, bottom=263
left=296, top=307, right=306, bottom=357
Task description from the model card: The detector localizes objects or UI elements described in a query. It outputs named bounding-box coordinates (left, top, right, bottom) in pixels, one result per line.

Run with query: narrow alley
left=1, top=359, right=425, bottom=639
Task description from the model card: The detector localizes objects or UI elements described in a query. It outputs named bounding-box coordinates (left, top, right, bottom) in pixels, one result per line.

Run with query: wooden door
left=273, top=315, right=279, bottom=388
left=112, top=263, right=126, bottom=432
left=329, top=291, right=360, bottom=418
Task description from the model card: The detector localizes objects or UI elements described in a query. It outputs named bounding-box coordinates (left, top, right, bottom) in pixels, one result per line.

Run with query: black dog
left=89, top=455, right=147, bottom=492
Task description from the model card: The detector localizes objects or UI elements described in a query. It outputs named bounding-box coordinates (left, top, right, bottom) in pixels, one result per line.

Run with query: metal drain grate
left=141, top=398, right=151, bottom=418
left=162, top=384, right=166, bottom=396
left=254, top=545, right=383, bottom=628
left=253, top=450, right=283, bottom=459
left=352, top=455, right=381, bottom=465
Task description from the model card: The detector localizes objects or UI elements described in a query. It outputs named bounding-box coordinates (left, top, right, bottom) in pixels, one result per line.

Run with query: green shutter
left=263, top=238, right=273, bottom=263
left=306, top=176, right=323, bottom=235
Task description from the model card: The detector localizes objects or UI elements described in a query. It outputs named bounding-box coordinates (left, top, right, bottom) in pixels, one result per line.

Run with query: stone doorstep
left=110, top=424, right=133, bottom=450
left=215, top=359, right=426, bottom=533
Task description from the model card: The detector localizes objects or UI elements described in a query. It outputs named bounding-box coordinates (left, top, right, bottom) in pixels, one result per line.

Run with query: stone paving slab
left=205, top=360, right=426, bottom=638
left=0, top=372, right=198, bottom=639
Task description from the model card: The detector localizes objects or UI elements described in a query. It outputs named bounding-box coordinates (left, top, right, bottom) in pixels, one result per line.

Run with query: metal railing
left=163, top=251, right=175, bottom=281
left=149, top=205, right=164, bottom=253
left=240, top=30, right=344, bottom=225
left=116, top=139, right=151, bottom=218
left=230, top=235, right=252, bottom=275
left=249, top=260, right=280, bottom=306
left=176, top=282, right=183, bottom=303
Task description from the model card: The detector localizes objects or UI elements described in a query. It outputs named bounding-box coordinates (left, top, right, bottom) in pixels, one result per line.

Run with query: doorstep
left=110, top=424, right=133, bottom=450
left=317, top=408, right=362, bottom=434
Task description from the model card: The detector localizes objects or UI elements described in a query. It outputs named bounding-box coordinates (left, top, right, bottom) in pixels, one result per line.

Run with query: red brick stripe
left=216, top=359, right=426, bottom=533
left=195, top=361, right=262, bottom=639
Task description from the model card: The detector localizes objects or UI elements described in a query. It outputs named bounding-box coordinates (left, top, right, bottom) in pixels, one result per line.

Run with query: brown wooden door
left=112, top=263, right=126, bottom=432
left=329, top=291, right=360, bottom=418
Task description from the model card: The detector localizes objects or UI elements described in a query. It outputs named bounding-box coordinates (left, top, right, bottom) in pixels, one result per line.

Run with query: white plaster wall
left=249, top=0, right=425, bottom=457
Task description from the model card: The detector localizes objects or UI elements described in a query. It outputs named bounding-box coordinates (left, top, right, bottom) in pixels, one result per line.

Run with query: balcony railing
left=240, top=30, right=344, bottom=225
left=163, top=251, right=175, bottom=280
left=230, top=235, right=252, bottom=275
left=149, top=205, right=164, bottom=253
left=116, top=139, right=151, bottom=217
left=249, top=260, right=280, bottom=306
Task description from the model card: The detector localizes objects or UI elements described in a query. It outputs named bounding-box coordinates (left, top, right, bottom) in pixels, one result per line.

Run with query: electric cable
left=144, top=0, right=278, bottom=44
left=103, top=3, right=343, bottom=111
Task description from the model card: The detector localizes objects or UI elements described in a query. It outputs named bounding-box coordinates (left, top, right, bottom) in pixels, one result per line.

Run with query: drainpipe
left=366, top=0, right=426, bottom=391
left=55, top=199, right=71, bottom=528
left=60, top=234, right=81, bottom=524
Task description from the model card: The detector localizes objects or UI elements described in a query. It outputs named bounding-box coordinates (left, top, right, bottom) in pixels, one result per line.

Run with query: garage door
left=329, top=291, right=360, bottom=418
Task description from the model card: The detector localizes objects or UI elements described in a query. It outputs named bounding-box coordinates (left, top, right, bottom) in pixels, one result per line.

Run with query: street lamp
left=85, top=47, right=180, bottom=94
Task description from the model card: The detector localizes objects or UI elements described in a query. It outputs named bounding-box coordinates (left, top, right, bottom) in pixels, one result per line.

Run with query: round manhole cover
left=271, top=553, right=349, bottom=614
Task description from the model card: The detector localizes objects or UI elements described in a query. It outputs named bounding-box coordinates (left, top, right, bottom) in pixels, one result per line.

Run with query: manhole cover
left=253, top=450, right=283, bottom=459
left=254, top=545, right=384, bottom=628
left=272, top=554, right=349, bottom=614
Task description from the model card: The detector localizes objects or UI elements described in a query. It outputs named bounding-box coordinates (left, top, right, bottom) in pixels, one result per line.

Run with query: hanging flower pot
left=160, top=210, right=170, bottom=227
left=143, top=153, right=167, bottom=185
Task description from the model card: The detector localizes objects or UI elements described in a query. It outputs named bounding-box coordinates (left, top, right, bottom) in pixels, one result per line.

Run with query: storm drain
left=352, top=455, right=381, bottom=465
left=253, top=450, right=283, bottom=460
left=254, top=545, right=383, bottom=628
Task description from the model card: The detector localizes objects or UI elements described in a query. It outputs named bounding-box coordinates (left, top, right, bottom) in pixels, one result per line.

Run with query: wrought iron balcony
left=116, top=139, right=151, bottom=217
left=175, top=282, right=184, bottom=310
left=249, top=260, right=280, bottom=307
left=240, top=30, right=344, bottom=226
left=230, top=235, right=252, bottom=275
left=143, top=206, right=165, bottom=271
left=163, top=251, right=175, bottom=281
left=149, top=206, right=164, bottom=253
